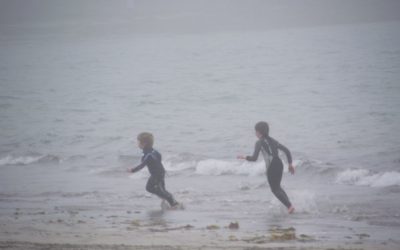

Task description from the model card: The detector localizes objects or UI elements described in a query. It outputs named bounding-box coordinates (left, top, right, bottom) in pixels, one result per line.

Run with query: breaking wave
left=0, top=154, right=61, bottom=166
left=335, top=169, right=400, bottom=187
left=195, top=159, right=266, bottom=176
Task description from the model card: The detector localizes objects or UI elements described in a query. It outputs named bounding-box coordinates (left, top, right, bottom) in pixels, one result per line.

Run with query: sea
left=1, top=20, right=400, bottom=246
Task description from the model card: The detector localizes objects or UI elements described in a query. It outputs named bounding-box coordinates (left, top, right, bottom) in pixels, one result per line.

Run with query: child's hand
left=237, top=155, right=246, bottom=160
left=288, top=164, right=295, bottom=175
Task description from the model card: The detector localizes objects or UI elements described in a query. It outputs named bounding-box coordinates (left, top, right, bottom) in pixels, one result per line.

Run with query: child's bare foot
left=288, top=205, right=295, bottom=214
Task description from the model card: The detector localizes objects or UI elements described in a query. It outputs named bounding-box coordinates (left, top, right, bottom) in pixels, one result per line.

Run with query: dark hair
left=255, top=121, right=269, bottom=137
left=137, top=132, right=154, bottom=147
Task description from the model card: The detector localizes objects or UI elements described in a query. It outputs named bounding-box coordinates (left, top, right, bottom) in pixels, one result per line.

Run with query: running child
left=238, top=121, right=295, bottom=214
left=128, top=132, right=179, bottom=208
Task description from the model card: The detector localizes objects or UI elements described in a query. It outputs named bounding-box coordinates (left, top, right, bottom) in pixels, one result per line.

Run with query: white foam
left=163, top=160, right=197, bottom=172
left=335, top=169, right=370, bottom=184
left=268, top=189, right=318, bottom=215
left=336, top=169, right=400, bottom=187
left=290, top=190, right=319, bottom=214
left=359, top=171, right=400, bottom=187
left=195, top=159, right=266, bottom=176
left=0, top=155, right=40, bottom=166
left=0, top=154, right=60, bottom=166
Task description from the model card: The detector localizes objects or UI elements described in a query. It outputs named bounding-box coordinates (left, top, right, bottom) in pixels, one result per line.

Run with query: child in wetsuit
left=128, top=132, right=179, bottom=208
left=238, top=121, right=295, bottom=214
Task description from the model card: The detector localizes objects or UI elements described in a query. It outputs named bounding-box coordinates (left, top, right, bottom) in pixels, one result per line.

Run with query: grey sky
left=0, top=0, right=399, bottom=33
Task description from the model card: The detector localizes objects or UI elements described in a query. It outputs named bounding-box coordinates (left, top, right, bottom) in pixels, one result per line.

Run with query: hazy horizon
left=1, top=0, right=400, bottom=34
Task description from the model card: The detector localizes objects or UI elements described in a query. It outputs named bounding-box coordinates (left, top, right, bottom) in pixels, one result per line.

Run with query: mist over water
left=1, top=22, right=399, bottom=168
left=0, top=0, right=400, bottom=247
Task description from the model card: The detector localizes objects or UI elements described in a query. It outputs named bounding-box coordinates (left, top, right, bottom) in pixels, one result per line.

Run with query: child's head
left=137, top=132, right=154, bottom=149
left=254, top=121, right=269, bottom=138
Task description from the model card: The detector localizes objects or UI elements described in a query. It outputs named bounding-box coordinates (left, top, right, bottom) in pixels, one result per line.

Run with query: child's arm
left=277, top=142, right=292, bottom=165
left=276, top=141, right=295, bottom=174
left=129, top=154, right=152, bottom=173
left=239, top=141, right=261, bottom=161
left=129, top=162, right=146, bottom=173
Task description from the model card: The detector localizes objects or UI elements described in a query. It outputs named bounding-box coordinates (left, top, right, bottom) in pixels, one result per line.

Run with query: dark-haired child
left=238, top=122, right=295, bottom=214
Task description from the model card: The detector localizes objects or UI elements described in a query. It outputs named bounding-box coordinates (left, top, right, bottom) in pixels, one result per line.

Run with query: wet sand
left=1, top=172, right=399, bottom=250
left=1, top=206, right=397, bottom=250
left=0, top=236, right=396, bottom=250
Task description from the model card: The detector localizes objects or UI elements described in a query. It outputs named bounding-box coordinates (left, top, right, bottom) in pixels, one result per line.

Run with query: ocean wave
left=123, top=159, right=266, bottom=178
left=294, top=159, right=338, bottom=176
left=0, top=154, right=60, bottom=166
left=335, top=169, right=400, bottom=187
left=195, top=159, right=266, bottom=176
left=113, top=154, right=334, bottom=179
left=164, top=160, right=197, bottom=172
left=121, top=156, right=329, bottom=177
left=194, top=158, right=316, bottom=176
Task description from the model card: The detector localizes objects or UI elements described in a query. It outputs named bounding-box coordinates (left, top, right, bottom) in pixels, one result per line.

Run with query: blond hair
left=137, top=132, right=154, bottom=148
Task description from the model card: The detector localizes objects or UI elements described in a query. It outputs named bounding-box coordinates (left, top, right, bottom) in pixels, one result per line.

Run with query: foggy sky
left=0, top=0, right=399, bottom=33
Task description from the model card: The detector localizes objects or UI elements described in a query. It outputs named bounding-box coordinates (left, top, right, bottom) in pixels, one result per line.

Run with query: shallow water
left=1, top=21, right=400, bottom=247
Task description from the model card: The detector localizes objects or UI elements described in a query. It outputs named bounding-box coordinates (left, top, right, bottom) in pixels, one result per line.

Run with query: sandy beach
left=1, top=226, right=396, bottom=250
left=0, top=229, right=397, bottom=250
left=1, top=175, right=398, bottom=250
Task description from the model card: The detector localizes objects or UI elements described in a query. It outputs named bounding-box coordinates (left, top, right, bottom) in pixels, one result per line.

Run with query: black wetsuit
left=131, top=147, right=177, bottom=206
left=246, top=136, right=292, bottom=208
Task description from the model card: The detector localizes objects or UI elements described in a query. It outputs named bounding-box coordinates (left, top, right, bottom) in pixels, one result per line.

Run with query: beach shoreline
left=0, top=240, right=395, bottom=250
left=1, top=216, right=397, bottom=250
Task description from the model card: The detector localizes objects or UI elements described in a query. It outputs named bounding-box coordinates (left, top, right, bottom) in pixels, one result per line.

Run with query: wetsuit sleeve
left=276, top=141, right=292, bottom=164
left=131, top=154, right=153, bottom=173
left=246, top=141, right=261, bottom=162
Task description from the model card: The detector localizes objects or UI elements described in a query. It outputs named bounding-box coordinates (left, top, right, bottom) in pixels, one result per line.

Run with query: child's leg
left=146, top=174, right=177, bottom=206
left=158, top=179, right=177, bottom=206
left=146, top=176, right=159, bottom=195
left=267, top=158, right=292, bottom=209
